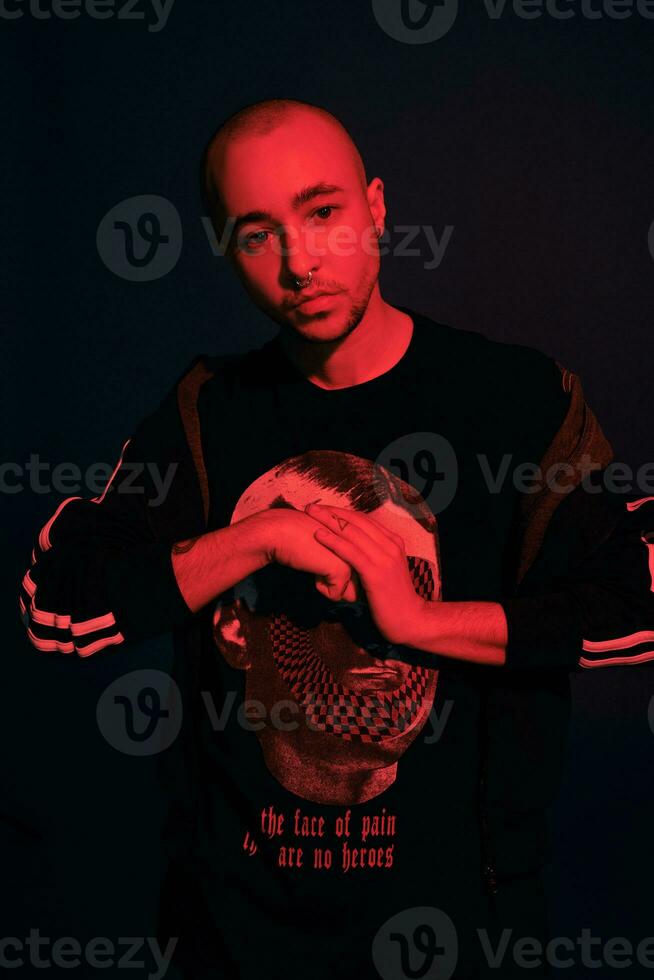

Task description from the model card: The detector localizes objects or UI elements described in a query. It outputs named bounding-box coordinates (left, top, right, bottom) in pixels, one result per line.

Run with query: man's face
left=214, top=492, right=440, bottom=759
left=207, top=112, right=385, bottom=343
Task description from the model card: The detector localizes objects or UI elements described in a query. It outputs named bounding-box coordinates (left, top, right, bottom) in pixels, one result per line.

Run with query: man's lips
left=343, top=659, right=404, bottom=683
left=290, top=290, right=343, bottom=309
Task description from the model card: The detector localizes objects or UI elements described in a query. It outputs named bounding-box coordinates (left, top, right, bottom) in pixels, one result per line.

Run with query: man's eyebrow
left=231, top=209, right=274, bottom=235
left=232, top=183, right=346, bottom=234
left=290, top=182, right=346, bottom=209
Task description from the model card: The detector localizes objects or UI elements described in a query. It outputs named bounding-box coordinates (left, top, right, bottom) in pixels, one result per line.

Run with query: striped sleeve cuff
left=21, top=540, right=194, bottom=657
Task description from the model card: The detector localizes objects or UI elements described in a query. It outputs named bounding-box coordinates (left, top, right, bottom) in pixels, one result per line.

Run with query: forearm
left=404, top=600, right=508, bottom=667
left=171, top=512, right=272, bottom=614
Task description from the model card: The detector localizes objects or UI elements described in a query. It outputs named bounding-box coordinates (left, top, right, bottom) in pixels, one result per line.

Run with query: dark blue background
left=3, top=2, right=653, bottom=977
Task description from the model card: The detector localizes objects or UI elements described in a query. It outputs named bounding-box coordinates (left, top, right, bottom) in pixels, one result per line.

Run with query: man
left=20, top=99, right=654, bottom=978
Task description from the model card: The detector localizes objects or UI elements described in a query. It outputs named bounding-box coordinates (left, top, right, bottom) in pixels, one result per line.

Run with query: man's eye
left=241, top=230, right=269, bottom=250
left=311, top=205, right=337, bottom=221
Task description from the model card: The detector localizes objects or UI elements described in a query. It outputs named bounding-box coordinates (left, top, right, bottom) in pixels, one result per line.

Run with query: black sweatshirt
left=19, top=308, right=654, bottom=978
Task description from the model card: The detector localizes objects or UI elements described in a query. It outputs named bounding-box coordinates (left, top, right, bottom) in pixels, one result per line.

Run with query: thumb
left=339, top=578, right=359, bottom=602
left=315, top=574, right=350, bottom=602
left=315, top=573, right=359, bottom=603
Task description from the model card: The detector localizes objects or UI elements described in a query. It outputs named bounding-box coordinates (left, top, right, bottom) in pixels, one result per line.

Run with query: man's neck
left=277, top=289, right=414, bottom=390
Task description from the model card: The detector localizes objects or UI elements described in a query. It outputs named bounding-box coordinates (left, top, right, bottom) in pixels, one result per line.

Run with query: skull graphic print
left=212, top=450, right=442, bottom=805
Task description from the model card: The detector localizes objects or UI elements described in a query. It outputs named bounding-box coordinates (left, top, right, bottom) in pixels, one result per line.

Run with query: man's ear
left=212, top=597, right=252, bottom=670
left=366, top=176, right=386, bottom=237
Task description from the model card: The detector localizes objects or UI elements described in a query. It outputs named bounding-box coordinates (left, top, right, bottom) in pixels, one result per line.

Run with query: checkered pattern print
left=268, top=556, right=438, bottom=742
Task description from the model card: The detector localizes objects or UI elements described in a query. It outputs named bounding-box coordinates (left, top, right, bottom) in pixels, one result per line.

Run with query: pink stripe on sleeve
left=70, top=612, right=117, bottom=636
left=582, top=630, right=654, bottom=653
left=580, top=649, right=654, bottom=668
left=92, top=438, right=131, bottom=504
left=38, top=496, right=82, bottom=552
left=626, top=496, right=654, bottom=512
left=27, top=628, right=75, bottom=655
left=76, top=632, right=125, bottom=657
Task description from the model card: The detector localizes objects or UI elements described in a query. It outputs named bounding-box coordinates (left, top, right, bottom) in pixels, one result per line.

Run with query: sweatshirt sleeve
left=500, top=486, right=654, bottom=671
left=18, top=360, right=209, bottom=657
left=497, top=354, right=654, bottom=672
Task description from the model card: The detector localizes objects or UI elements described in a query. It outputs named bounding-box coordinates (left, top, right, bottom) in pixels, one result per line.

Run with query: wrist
left=399, top=595, right=435, bottom=649
left=237, top=510, right=277, bottom=566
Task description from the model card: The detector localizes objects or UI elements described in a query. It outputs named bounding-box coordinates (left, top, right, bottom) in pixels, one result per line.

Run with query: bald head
left=200, top=99, right=368, bottom=232
left=197, top=99, right=387, bottom=343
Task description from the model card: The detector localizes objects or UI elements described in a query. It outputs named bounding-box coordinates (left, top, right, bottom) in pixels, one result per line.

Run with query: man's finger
left=312, top=526, right=371, bottom=578
left=307, top=505, right=381, bottom=561
left=305, top=502, right=401, bottom=554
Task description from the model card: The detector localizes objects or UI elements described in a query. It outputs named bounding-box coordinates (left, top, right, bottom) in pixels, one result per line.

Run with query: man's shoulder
left=411, top=310, right=571, bottom=446
left=175, top=340, right=276, bottom=394
left=412, top=308, right=557, bottom=376
left=125, top=351, right=244, bottom=454
left=412, top=309, right=567, bottom=404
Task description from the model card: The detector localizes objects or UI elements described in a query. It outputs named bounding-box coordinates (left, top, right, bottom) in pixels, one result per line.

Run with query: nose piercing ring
left=294, top=270, right=313, bottom=289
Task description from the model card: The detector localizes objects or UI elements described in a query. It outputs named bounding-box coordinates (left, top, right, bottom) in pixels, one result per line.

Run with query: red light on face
left=293, top=293, right=344, bottom=316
